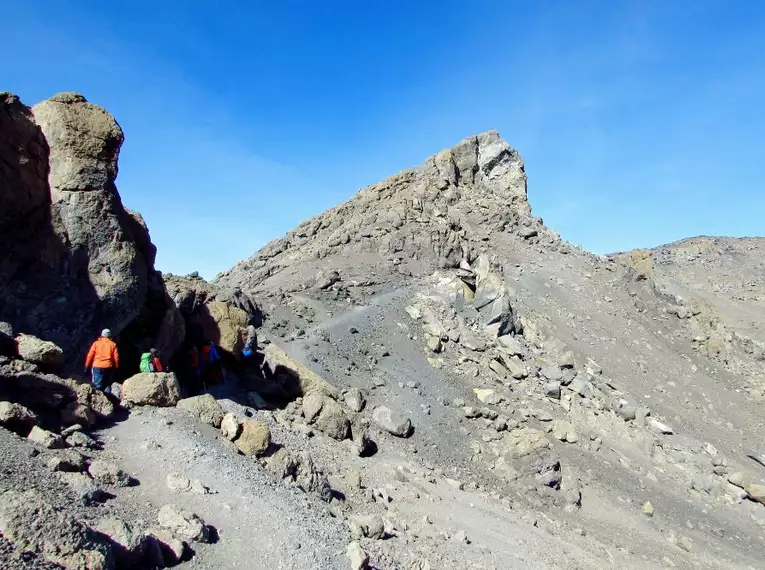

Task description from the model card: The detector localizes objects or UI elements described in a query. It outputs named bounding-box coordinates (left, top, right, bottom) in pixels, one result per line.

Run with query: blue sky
left=3, top=1, right=764, bottom=278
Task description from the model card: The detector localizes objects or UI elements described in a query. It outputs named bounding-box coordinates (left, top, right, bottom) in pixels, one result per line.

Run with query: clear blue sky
left=3, top=1, right=764, bottom=278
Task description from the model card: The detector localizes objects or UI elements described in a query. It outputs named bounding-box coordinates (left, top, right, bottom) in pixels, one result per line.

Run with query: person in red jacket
left=85, top=329, right=119, bottom=393
left=150, top=348, right=164, bottom=372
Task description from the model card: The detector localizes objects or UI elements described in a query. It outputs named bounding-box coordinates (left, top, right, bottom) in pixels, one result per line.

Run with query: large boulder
left=177, top=394, right=224, bottom=427
left=302, top=391, right=351, bottom=440
left=0, top=92, right=183, bottom=372
left=14, top=333, right=64, bottom=371
left=235, top=420, right=271, bottom=456
left=122, top=372, right=181, bottom=407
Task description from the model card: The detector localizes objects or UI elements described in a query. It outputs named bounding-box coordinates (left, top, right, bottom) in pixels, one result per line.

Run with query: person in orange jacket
left=85, top=328, right=119, bottom=393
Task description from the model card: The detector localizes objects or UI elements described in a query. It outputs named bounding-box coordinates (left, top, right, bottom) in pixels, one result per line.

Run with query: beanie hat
left=101, top=329, right=112, bottom=338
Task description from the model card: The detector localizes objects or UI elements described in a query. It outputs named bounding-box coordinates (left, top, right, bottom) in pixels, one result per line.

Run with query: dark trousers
left=92, top=367, right=114, bottom=392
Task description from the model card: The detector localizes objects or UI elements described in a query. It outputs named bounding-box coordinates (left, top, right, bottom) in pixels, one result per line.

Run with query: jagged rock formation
left=217, top=131, right=560, bottom=297
left=0, top=92, right=181, bottom=371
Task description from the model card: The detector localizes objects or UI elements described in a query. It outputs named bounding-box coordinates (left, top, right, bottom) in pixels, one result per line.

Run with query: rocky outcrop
left=217, top=131, right=552, bottom=298
left=0, top=92, right=182, bottom=372
left=163, top=273, right=261, bottom=354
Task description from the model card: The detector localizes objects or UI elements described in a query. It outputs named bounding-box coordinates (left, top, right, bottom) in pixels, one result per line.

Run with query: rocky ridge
left=1, top=91, right=765, bottom=570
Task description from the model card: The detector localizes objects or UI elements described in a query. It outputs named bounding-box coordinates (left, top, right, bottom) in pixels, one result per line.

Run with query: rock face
left=163, top=274, right=261, bottom=355
left=217, top=131, right=539, bottom=297
left=122, top=372, right=182, bottom=406
left=0, top=92, right=182, bottom=372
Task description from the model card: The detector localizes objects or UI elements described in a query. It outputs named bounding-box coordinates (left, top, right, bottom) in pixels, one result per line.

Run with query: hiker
left=201, top=340, right=222, bottom=386
left=151, top=348, right=164, bottom=372
left=85, top=328, right=119, bottom=393
left=139, top=348, right=164, bottom=373
left=186, top=345, right=202, bottom=396
left=242, top=325, right=258, bottom=359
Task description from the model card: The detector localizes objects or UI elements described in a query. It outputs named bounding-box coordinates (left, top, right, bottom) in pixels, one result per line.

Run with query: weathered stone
left=344, top=388, right=366, bottom=413
left=373, top=406, right=412, bottom=437
left=235, top=420, right=271, bottom=456
left=745, top=483, right=765, bottom=505
left=727, top=472, right=752, bottom=489
left=122, top=372, right=181, bottom=406
left=27, top=425, right=65, bottom=449
left=94, top=517, right=151, bottom=567
left=500, top=354, right=528, bottom=379
left=314, top=397, right=351, bottom=440
left=66, top=431, right=98, bottom=449
left=15, top=334, right=64, bottom=371
left=497, top=334, right=524, bottom=356
left=539, top=365, right=562, bottom=382
left=220, top=412, right=241, bottom=441
left=552, top=420, right=578, bottom=443
left=58, top=472, right=107, bottom=506
left=177, top=394, right=224, bottom=427
left=349, top=514, right=385, bottom=539
left=146, top=527, right=186, bottom=565
left=158, top=504, right=210, bottom=543
left=642, top=501, right=654, bottom=517
left=0, top=401, right=39, bottom=434
left=613, top=400, right=637, bottom=421
left=47, top=450, right=88, bottom=472
left=0, top=488, right=111, bottom=569
left=648, top=418, right=674, bottom=435
left=474, top=388, right=499, bottom=404
left=460, top=329, right=486, bottom=352
left=426, top=335, right=443, bottom=353
left=346, top=541, right=370, bottom=570
left=88, top=459, right=132, bottom=487
left=543, top=382, right=561, bottom=399
left=166, top=473, right=209, bottom=494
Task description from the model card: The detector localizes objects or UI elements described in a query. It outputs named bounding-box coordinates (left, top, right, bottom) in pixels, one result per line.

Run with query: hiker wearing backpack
left=139, top=348, right=164, bottom=373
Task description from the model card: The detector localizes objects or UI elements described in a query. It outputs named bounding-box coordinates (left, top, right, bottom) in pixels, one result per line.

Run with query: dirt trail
left=94, top=406, right=349, bottom=570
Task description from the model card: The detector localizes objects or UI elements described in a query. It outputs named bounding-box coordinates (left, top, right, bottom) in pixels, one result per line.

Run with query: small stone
left=648, top=419, right=674, bottom=435
left=678, top=536, right=693, bottom=552
left=158, top=504, right=210, bottom=543
left=47, top=450, right=88, bottom=473
left=27, top=426, right=65, bottom=449
left=426, top=335, right=443, bottom=353
left=66, top=431, right=98, bottom=449
left=88, top=459, right=132, bottom=487
left=344, top=388, right=366, bottom=412
left=539, top=366, right=562, bottom=382
left=346, top=541, right=369, bottom=570
left=446, top=478, right=465, bottom=491
left=642, top=501, right=654, bottom=517
left=745, top=483, right=765, bottom=505
left=473, top=388, right=497, bottom=404
left=372, top=406, right=412, bottom=437
left=552, top=420, right=578, bottom=443
left=613, top=400, right=637, bottom=421
left=220, top=412, right=241, bottom=441
left=543, top=382, right=561, bottom=399
left=347, top=470, right=362, bottom=489
left=349, top=514, right=385, bottom=539
left=235, top=420, right=271, bottom=456
left=727, top=472, right=751, bottom=489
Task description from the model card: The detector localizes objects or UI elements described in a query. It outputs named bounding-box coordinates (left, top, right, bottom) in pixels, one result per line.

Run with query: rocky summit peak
left=217, top=131, right=551, bottom=296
